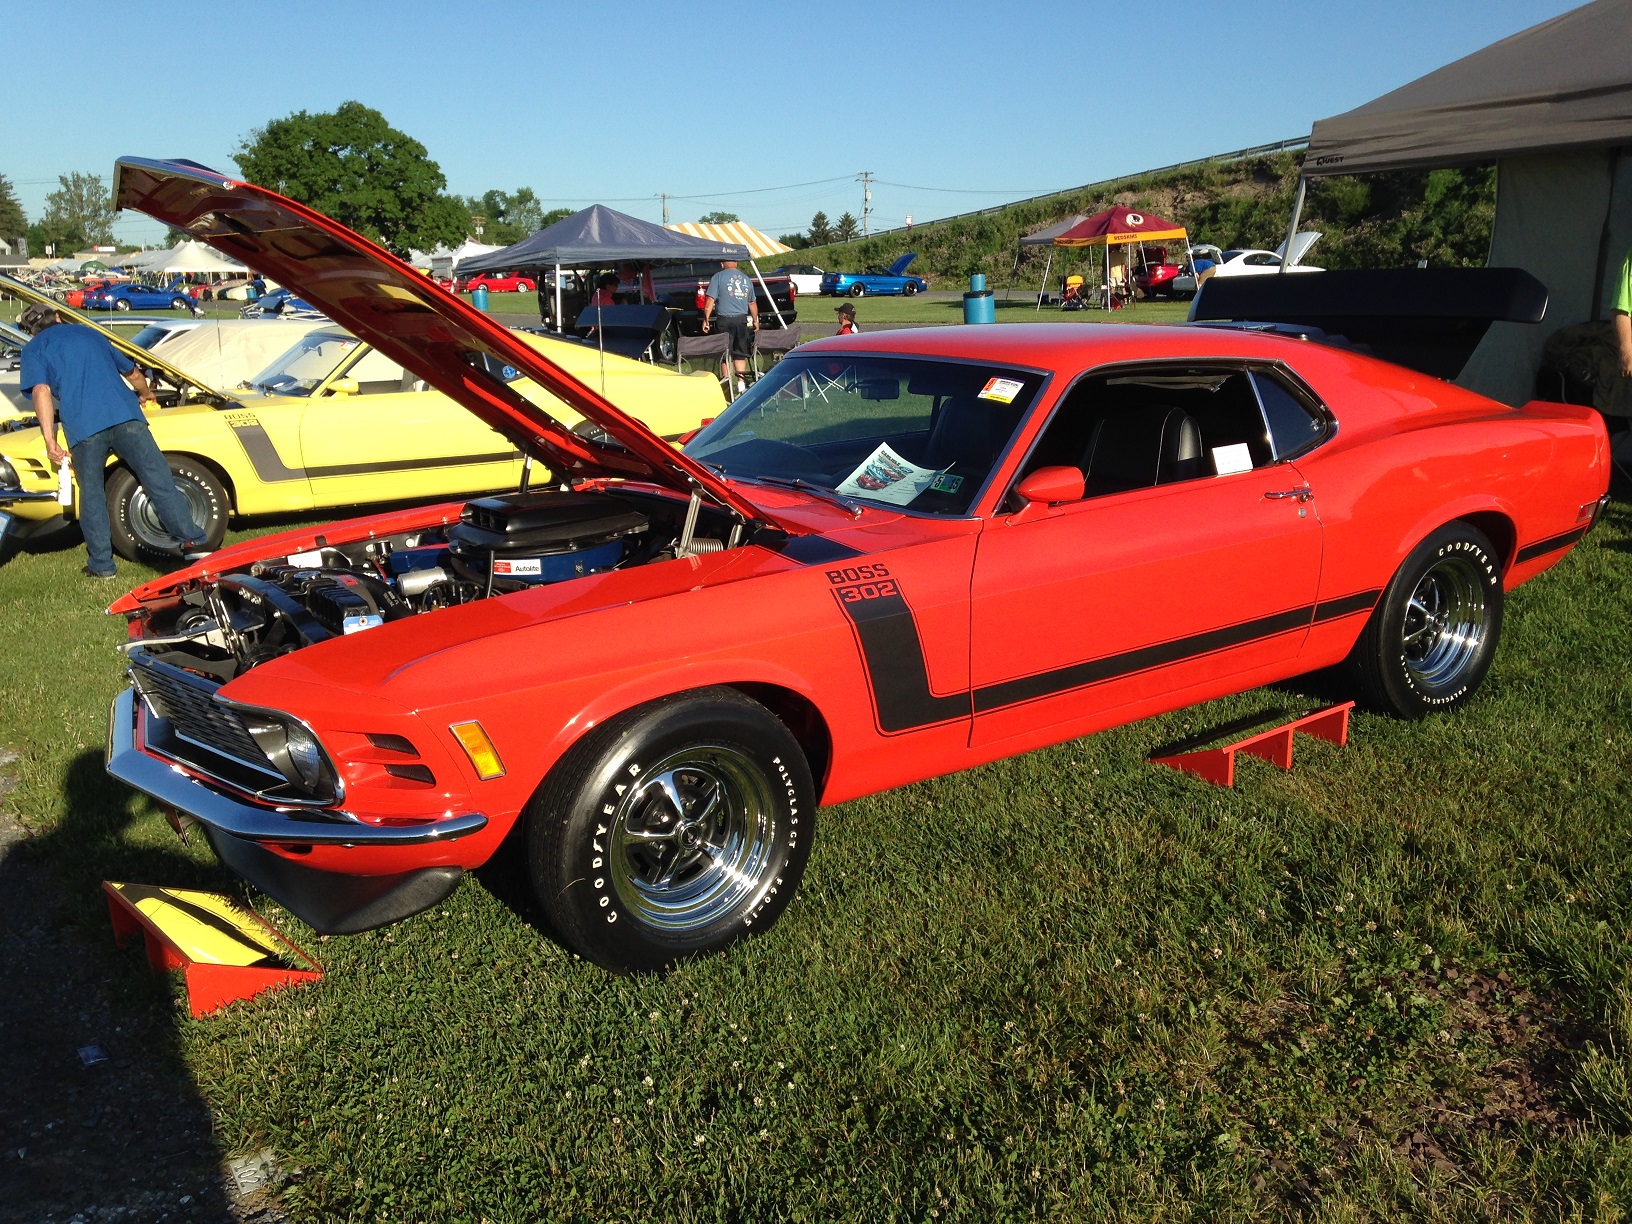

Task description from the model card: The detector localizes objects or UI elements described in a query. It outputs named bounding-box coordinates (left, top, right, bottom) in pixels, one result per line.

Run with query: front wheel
left=1349, top=522, right=1504, bottom=718
left=902, top=282, right=918, bottom=297
left=849, top=284, right=865, bottom=298
left=171, top=297, right=192, bottom=311
left=528, top=688, right=815, bottom=973
left=105, top=458, right=229, bottom=561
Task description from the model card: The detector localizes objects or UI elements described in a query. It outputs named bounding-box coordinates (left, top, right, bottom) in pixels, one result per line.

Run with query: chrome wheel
left=1399, top=554, right=1489, bottom=689
left=607, top=744, right=777, bottom=933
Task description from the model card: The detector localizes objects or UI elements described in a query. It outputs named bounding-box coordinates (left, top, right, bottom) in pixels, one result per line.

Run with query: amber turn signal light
left=449, top=721, right=506, bottom=780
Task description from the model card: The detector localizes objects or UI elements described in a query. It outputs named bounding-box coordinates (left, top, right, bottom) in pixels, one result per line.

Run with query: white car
left=775, top=264, right=826, bottom=296
left=1176, top=233, right=1322, bottom=295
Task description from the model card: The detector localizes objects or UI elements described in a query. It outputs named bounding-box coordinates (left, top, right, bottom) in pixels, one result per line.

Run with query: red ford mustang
left=460, top=273, right=537, bottom=293
left=105, top=158, right=1610, bottom=973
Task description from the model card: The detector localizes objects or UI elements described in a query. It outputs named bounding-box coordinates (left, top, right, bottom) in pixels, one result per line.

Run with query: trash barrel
left=472, top=285, right=490, bottom=313
left=963, top=273, right=994, bottom=324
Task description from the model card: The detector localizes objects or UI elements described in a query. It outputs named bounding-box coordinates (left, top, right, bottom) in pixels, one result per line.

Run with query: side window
left=1015, top=366, right=1282, bottom=502
left=1252, top=371, right=1327, bottom=459
left=338, top=347, right=416, bottom=395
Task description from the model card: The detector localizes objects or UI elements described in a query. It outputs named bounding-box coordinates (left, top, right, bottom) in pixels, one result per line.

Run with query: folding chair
left=751, top=323, right=802, bottom=379
left=675, top=330, right=735, bottom=399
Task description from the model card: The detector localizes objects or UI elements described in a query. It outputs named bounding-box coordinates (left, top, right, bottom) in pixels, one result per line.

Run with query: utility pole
left=858, top=171, right=873, bottom=237
left=657, top=193, right=671, bottom=225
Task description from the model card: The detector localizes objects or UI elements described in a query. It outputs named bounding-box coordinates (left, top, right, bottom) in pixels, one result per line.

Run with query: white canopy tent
left=137, top=240, right=247, bottom=276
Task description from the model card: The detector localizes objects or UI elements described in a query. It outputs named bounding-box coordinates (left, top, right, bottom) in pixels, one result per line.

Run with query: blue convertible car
left=82, top=280, right=199, bottom=313
left=819, top=253, right=929, bottom=297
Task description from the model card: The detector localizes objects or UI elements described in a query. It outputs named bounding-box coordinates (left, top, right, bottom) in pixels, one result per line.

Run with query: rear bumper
left=106, top=687, right=485, bottom=932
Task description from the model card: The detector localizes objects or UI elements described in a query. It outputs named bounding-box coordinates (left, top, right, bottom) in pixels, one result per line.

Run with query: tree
left=41, top=172, right=114, bottom=247
left=462, top=187, right=553, bottom=245
left=808, top=211, right=832, bottom=246
left=778, top=233, right=809, bottom=250
left=833, top=212, right=859, bottom=243
left=698, top=211, right=739, bottom=224
left=0, top=174, right=26, bottom=249
left=235, top=101, right=468, bottom=256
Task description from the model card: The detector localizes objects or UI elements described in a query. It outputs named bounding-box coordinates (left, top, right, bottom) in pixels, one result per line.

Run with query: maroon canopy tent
left=1029, top=205, right=1195, bottom=311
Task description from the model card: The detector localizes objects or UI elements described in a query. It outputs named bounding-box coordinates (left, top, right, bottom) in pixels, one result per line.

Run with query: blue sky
left=5, top=0, right=1583, bottom=248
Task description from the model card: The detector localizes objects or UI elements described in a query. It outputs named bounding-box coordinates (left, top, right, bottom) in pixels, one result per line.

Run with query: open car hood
left=0, top=272, right=223, bottom=402
left=111, top=157, right=778, bottom=529
left=887, top=253, right=919, bottom=277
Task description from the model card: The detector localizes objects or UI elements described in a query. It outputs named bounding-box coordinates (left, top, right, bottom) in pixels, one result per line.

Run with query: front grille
left=129, top=657, right=273, bottom=775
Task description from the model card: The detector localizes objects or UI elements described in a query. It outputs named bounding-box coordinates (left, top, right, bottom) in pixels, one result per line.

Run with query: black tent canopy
left=454, top=204, right=749, bottom=273
left=1287, top=0, right=1632, bottom=407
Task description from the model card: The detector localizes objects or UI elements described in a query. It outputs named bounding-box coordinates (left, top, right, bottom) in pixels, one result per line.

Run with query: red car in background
left=104, top=157, right=1610, bottom=975
left=460, top=272, right=537, bottom=293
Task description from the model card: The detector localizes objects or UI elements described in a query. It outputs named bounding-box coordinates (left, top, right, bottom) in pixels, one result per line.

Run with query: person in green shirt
left=1615, top=245, right=1632, bottom=379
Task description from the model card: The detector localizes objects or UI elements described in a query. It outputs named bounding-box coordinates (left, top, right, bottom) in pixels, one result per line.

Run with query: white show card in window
left=1211, top=443, right=1253, bottom=476
left=835, top=443, right=945, bottom=506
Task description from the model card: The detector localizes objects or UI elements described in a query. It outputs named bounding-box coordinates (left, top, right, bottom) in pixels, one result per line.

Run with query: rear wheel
left=849, top=284, right=866, bottom=298
left=527, top=688, right=815, bottom=973
left=1350, top=522, right=1503, bottom=717
left=651, top=320, right=677, bottom=364
left=113, top=298, right=131, bottom=312
left=105, top=458, right=229, bottom=561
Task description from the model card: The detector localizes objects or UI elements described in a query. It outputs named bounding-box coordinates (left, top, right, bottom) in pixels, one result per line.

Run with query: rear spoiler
left=1188, top=267, right=1548, bottom=380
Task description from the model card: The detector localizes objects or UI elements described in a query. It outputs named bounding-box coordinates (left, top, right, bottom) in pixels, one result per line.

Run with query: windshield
left=129, top=324, right=184, bottom=349
left=250, top=330, right=361, bottom=396
left=685, top=354, right=1044, bottom=516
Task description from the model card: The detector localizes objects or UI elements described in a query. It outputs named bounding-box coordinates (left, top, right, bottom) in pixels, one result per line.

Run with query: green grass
left=4, top=492, right=1632, bottom=1219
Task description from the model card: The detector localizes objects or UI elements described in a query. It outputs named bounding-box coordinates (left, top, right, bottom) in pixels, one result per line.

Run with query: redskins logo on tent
left=1124, top=212, right=1145, bottom=226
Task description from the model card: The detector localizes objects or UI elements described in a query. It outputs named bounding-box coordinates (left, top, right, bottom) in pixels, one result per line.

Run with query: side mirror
left=326, top=378, right=359, bottom=397
left=1010, top=465, right=1085, bottom=523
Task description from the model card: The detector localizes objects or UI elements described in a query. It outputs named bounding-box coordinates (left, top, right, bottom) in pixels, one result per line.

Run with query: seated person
left=588, top=273, right=619, bottom=308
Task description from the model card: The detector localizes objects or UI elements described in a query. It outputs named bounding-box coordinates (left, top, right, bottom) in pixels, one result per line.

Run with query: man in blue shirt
left=18, top=303, right=208, bottom=579
left=700, top=260, right=759, bottom=393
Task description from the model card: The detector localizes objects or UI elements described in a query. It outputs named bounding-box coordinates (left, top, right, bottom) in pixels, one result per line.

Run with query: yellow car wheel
left=105, top=458, right=228, bottom=561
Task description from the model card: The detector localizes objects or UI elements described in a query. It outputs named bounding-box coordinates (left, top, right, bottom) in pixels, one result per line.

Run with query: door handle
left=1264, top=486, right=1313, bottom=502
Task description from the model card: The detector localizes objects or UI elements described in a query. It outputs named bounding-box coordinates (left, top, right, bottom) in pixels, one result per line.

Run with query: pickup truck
left=648, top=262, right=798, bottom=336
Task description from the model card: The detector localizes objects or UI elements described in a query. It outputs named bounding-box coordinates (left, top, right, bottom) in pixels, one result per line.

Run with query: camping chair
left=751, top=323, right=802, bottom=379
left=675, top=329, right=735, bottom=399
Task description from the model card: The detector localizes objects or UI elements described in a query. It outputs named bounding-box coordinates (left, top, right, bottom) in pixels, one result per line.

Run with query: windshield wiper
left=745, top=474, right=863, bottom=518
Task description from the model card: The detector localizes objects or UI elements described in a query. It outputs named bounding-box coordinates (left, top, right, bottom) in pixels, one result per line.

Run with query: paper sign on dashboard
left=836, top=443, right=946, bottom=506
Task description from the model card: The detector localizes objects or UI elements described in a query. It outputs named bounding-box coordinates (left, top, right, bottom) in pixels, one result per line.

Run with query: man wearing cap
left=17, top=303, right=210, bottom=579
left=699, top=260, right=758, bottom=393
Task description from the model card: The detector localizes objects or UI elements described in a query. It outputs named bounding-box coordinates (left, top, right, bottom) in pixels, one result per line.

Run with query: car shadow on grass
left=0, top=749, right=272, bottom=1222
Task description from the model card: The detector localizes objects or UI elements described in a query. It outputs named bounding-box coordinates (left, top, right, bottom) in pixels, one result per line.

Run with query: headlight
left=0, top=457, right=17, bottom=488
left=234, top=706, right=340, bottom=801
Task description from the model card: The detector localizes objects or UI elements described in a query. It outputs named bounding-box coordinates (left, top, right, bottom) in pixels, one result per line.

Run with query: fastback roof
left=1304, top=0, right=1632, bottom=177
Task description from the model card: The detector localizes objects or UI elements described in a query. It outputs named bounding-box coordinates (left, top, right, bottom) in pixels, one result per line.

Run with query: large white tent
left=407, top=240, right=503, bottom=273
left=127, top=240, right=247, bottom=276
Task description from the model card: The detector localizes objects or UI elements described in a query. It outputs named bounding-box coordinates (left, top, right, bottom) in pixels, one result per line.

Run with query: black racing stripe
left=227, top=420, right=513, bottom=482
left=833, top=588, right=968, bottom=733
left=1517, top=526, right=1588, bottom=563
left=777, top=536, right=864, bottom=565
left=972, top=604, right=1314, bottom=713
left=1313, top=589, right=1382, bottom=622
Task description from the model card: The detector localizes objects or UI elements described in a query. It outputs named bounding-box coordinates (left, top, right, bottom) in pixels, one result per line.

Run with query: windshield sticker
left=978, top=377, right=1024, bottom=404
left=929, top=472, right=964, bottom=494
left=836, top=443, right=946, bottom=506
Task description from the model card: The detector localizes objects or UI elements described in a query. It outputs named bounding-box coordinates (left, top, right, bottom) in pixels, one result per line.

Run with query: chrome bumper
left=105, top=687, right=489, bottom=847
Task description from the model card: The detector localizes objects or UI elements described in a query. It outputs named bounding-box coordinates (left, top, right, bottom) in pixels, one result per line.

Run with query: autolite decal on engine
left=494, top=559, right=544, bottom=576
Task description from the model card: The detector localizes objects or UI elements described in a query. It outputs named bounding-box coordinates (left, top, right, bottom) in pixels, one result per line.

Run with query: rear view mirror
left=857, top=379, right=900, bottom=401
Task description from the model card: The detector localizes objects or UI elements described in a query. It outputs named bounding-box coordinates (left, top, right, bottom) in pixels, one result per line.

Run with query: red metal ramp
left=1151, top=702, right=1354, bottom=787
left=104, top=882, right=322, bottom=1018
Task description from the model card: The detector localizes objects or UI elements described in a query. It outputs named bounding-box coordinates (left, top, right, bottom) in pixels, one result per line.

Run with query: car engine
left=130, top=488, right=741, bottom=682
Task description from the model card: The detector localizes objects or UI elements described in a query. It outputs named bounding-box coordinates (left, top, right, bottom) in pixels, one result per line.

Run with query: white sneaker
left=735, top=378, right=747, bottom=393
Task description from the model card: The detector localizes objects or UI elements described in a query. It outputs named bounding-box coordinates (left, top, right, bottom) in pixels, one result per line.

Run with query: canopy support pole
left=1035, top=249, right=1054, bottom=310
left=554, top=263, right=563, bottom=332
left=1105, top=243, right=1111, bottom=312
left=1279, top=178, right=1307, bottom=274
left=748, top=259, right=787, bottom=329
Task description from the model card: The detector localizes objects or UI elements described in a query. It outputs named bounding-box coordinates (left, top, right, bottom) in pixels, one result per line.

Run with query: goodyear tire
left=527, top=688, right=815, bottom=973
left=1350, top=522, right=1503, bottom=718
left=105, top=458, right=229, bottom=561
left=849, top=283, right=865, bottom=298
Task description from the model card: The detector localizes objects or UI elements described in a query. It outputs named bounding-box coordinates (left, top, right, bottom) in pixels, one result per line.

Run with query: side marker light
left=450, top=721, right=506, bottom=780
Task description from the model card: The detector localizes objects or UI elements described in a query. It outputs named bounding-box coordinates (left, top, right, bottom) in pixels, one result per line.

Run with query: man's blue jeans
left=70, top=420, right=203, bottom=574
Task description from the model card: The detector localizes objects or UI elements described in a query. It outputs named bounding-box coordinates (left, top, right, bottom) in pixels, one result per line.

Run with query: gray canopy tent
left=1287, top=0, right=1632, bottom=406
left=454, top=204, right=786, bottom=330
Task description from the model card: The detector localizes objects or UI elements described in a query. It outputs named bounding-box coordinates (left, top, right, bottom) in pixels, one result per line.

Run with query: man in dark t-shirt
left=18, top=303, right=208, bottom=578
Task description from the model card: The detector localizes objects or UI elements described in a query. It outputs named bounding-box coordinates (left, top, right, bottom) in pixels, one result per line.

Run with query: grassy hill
left=790, top=153, right=1496, bottom=291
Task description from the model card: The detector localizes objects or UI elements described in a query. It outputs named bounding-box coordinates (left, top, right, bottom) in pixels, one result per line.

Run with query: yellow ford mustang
left=0, top=279, right=724, bottom=559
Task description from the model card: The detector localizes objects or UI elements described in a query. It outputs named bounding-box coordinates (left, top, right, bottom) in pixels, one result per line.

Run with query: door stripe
left=833, top=585, right=1381, bottom=735
left=226, top=420, right=514, bottom=483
